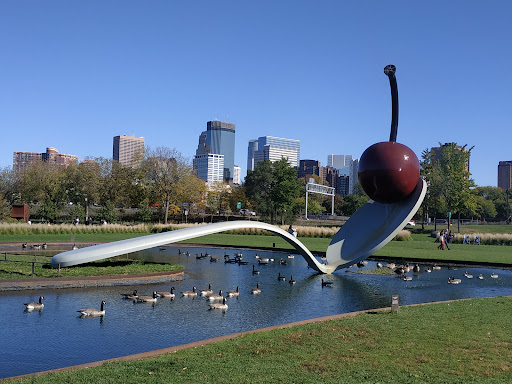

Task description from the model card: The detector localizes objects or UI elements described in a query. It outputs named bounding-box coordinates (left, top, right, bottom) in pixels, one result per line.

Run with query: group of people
left=438, top=228, right=453, bottom=250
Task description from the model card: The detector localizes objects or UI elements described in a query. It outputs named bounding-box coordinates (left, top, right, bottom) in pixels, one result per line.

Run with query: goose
left=376, top=262, right=383, bottom=269
left=72, top=244, right=78, bottom=250
left=321, top=279, right=333, bottom=287
left=279, top=258, right=287, bottom=265
left=289, top=275, right=296, bottom=285
left=209, top=297, right=228, bottom=311
left=288, top=254, right=295, bottom=259
left=120, top=290, right=138, bottom=299
left=425, top=267, right=432, bottom=273
left=24, top=296, right=44, bottom=310
left=464, top=271, right=473, bottom=279
left=448, top=276, right=462, bottom=284
left=384, top=263, right=395, bottom=269
left=255, top=254, right=260, bottom=259
left=491, top=273, right=499, bottom=279
left=200, top=283, right=213, bottom=296
left=393, top=266, right=405, bottom=275
left=156, top=287, right=175, bottom=299
left=433, top=265, right=441, bottom=270
left=210, top=256, right=219, bottom=262
left=136, top=291, right=158, bottom=303
left=403, top=264, right=411, bottom=273
left=252, top=265, right=260, bottom=275
left=42, top=243, right=48, bottom=249
left=356, top=261, right=365, bottom=268
left=258, top=258, right=269, bottom=265
left=208, top=290, right=224, bottom=302
left=22, top=243, right=28, bottom=249
left=251, top=283, right=261, bottom=295
left=412, top=264, right=421, bottom=273
left=181, top=286, right=197, bottom=297
left=478, top=274, right=484, bottom=280
left=227, top=286, right=239, bottom=297
left=277, top=272, right=286, bottom=281
left=77, top=300, right=106, bottom=317
left=402, top=276, right=413, bottom=281
left=33, top=244, right=41, bottom=250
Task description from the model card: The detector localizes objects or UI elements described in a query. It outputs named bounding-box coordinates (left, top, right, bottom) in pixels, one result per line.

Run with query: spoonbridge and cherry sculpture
left=51, top=65, right=426, bottom=275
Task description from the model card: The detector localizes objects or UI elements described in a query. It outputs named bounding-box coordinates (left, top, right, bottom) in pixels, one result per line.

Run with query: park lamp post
left=85, top=197, right=88, bottom=221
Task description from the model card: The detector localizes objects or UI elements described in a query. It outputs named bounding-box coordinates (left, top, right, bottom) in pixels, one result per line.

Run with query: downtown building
left=297, top=159, right=351, bottom=197
left=13, top=147, right=78, bottom=173
left=194, top=121, right=236, bottom=183
left=327, top=154, right=359, bottom=195
left=247, top=136, right=300, bottom=174
left=113, top=135, right=145, bottom=167
left=498, top=161, right=512, bottom=190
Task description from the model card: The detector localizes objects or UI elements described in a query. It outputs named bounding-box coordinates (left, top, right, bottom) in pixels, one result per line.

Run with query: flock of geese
left=23, top=250, right=325, bottom=315
left=23, top=249, right=501, bottom=315
left=360, top=261, right=500, bottom=284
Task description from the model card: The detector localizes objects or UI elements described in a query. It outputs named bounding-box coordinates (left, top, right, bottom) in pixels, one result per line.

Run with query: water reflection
left=1, top=244, right=511, bottom=379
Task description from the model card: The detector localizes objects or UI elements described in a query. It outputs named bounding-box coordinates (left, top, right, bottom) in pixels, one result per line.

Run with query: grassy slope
left=8, top=297, right=512, bottom=384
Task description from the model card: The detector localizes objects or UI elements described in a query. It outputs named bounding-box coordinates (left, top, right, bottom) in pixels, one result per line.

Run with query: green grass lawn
left=8, top=296, right=512, bottom=383
left=0, top=232, right=148, bottom=243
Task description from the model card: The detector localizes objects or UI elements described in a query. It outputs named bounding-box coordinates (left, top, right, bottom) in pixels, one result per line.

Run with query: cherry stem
left=384, top=65, right=398, bottom=142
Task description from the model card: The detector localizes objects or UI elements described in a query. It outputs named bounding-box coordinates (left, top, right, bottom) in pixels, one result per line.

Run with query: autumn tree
left=142, top=147, right=196, bottom=224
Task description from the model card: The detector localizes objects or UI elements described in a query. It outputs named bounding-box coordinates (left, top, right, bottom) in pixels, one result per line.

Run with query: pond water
left=1, top=245, right=512, bottom=379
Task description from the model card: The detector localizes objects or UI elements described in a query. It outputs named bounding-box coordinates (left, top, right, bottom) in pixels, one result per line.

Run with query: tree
left=245, top=159, right=301, bottom=224
left=421, top=143, right=475, bottom=231
left=342, top=194, right=368, bottom=216
left=323, top=194, right=344, bottom=216
left=142, top=147, right=195, bottom=224
left=19, top=162, right=65, bottom=221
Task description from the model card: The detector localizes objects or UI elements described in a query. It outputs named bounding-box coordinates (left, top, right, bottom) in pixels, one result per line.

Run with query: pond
left=1, top=245, right=511, bottom=379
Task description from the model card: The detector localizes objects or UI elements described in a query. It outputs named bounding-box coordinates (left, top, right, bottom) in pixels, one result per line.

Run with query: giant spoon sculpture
left=51, top=65, right=425, bottom=274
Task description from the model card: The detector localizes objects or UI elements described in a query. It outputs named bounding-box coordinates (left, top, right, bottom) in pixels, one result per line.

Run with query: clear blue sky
left=1, top=1, right=510, bottom=187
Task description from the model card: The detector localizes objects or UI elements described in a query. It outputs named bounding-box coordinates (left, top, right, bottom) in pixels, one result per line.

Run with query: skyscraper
left=205, top=121, right=236, bottom=182
left=113, top=135, right=145, bottom=167
left=498, top=161, right=512, bottom=190
left=247, top=136, right=300, bottom=173
left=327, top=154, right=353, bottom=175
left=13, top=147, right=78, bottom=173
left=193, top=154, right=225, bottom=183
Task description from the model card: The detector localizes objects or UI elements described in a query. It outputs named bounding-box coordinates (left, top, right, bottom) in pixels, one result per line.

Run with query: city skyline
left=1, top=2, right=510, bottom=187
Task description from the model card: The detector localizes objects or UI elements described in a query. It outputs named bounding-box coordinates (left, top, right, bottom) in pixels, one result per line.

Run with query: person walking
left=438, top=230, right=445, bottom=250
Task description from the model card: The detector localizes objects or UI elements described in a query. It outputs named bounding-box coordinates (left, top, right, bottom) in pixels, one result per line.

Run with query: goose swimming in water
left=24, top=296, right=44, bottom=310
left=208, top=290, right=224, bottom=302
left=156, top=287, right=175, bottom=299
left=200, top=283, right=213, bottom=296
left=252, top=265, right=260, bottom=275
left=120, top=290, right=138, bottom=300
left=227, top=286, right=239, bottom=297
left=136, top=291, right=158, bottom=303
left=289, top=275, right=296, bottom=285
left=321, top=279, right=333, bottom=287
left=277, top=272, right=286, bottom=281
left=251, top=283, right=261, bottom=295
left=77, top=300, right=106, bottom=317
left=209, top=297, right=228, bottom=311
left=181, top=286, right=197, bottom=297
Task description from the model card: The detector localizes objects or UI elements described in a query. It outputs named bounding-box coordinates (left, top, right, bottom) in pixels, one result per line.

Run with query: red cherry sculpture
left=358, top=65, right=420, bottom=204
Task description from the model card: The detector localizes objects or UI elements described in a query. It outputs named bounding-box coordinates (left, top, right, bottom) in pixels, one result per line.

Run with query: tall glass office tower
left=194, top=121, right=236, bottom=183
left=247, top=136, right=300, bottom=174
